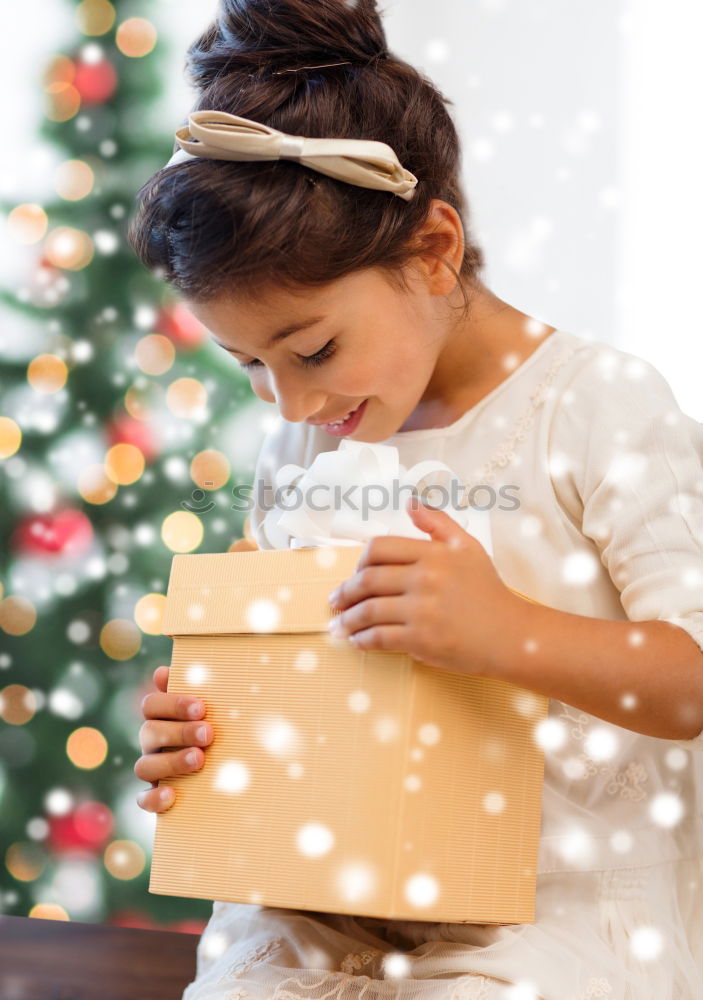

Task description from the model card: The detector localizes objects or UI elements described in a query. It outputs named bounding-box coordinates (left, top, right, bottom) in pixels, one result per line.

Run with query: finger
left=330, top=564, right=409, bottom=612
left=355, top=534, right=433, bottom=572
left=153, top=665, right=170, bottom=692
left=141, top=691, right=205, bottom=722
left=139, top=717, right=213, bottom=755
left=137, top=784, right=176, bottom=814
left=330, top=595, right=410, bottom=640
left=345, top=623, right=411, bottom=653
left=133, top=744, right=206, bottom=783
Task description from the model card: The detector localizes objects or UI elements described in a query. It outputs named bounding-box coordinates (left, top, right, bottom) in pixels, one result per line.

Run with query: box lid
left=161, top=544, right=366, bottom=637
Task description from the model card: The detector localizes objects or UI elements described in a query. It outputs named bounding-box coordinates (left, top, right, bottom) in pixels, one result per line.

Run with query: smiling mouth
left=308, top=401, right=364, bottom=426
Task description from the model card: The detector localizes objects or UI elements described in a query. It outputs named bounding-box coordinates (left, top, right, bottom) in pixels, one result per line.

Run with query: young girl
left=130, top=1, right=703, bottom=997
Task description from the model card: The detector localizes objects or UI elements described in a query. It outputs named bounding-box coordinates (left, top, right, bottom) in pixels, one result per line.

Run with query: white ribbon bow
left=259, top=439, right=493, bottom=556
left=166, top=110, right=419, bottom=202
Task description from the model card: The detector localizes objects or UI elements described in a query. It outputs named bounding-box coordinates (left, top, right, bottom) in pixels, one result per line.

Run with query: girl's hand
left=326, top=497, right=527, bottom=678
left=134, top=665, right=214, bottom=813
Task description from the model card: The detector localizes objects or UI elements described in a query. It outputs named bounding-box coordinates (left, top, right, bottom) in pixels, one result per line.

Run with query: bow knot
left=167, top=110, right=419, bottom=201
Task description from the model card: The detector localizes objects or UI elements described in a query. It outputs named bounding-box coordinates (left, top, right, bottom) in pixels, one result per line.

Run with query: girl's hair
left=127, top=0, right=486, bottom=313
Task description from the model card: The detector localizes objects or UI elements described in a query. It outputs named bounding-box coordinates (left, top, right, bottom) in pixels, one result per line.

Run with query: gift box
left=149, top=542, right=548, bottom=925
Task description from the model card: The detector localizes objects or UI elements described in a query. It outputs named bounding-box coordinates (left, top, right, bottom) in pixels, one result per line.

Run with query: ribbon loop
left=259, top=438, right=494, bottom=555
left=167, top=110, right=419, bottom=201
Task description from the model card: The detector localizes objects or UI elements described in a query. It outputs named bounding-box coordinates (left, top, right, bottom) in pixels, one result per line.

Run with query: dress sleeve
left=547, top=346, right=703, bottom=750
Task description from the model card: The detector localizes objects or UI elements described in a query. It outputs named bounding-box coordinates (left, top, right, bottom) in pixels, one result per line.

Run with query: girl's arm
left=508, top=346, right=703, bottom=746
left=492, top=601, right=703, bottom=743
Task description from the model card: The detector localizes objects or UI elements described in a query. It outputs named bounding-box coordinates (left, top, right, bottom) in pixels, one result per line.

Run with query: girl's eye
left=239, top=339, right=337, bottom=371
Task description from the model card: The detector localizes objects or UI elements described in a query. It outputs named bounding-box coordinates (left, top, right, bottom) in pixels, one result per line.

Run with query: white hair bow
left=165, top=110, right=419, bottom=201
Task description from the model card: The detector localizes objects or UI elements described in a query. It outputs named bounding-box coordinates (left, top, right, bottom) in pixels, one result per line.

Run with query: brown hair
left=127, top=0, right=485, bottom=313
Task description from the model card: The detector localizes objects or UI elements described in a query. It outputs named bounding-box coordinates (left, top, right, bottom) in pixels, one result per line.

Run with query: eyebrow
left=213, top=315, right=327, bottom=355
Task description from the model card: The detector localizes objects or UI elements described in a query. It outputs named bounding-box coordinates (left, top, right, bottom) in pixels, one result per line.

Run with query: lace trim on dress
left=568, top=977, right=613, bottom=999
left=557, top=706, right=649, bottom=802
left=266, top=970, right=493, bottom=1000
left=466, top=344, right=582, bottom=489
left=217, top=936, right=286, bottom=984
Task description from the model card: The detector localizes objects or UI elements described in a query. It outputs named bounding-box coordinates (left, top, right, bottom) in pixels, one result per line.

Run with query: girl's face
left=186, top=264, right=455, bottom=443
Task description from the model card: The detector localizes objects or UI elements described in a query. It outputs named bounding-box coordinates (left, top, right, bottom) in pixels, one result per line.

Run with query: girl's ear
left=413, top=199, right=466, bottom=296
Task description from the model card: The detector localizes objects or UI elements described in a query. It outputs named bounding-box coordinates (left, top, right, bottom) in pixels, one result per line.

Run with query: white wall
left=2, top=0, right=701, bottom=417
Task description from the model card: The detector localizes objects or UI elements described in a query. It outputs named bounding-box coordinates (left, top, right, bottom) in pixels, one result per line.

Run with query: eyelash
left=238, top=339, right=338, bottom=371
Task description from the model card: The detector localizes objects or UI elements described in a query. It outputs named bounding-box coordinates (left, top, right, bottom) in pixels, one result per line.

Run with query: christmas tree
left=0, top=0, right=269, bottom=930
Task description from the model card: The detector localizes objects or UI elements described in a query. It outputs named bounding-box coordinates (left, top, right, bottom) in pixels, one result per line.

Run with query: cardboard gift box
left=149, top=543, right=548, bottom=925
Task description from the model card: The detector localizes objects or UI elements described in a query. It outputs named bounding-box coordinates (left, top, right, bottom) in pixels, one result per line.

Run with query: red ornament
left=73, top=57, right=118, bottom=104
left=48, top=801, right=114, bottom=854
left=12, top=509, right=93, bottom=557
left=107, top=415, right=158, bottom=463
left=156, top=304, right=208, bottom=351
left=47, top=812, right=91, bottom=854
left=73, top=801, right=114, bottom=848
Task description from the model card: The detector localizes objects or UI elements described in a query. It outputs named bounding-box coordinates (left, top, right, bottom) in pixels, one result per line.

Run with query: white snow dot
left=557, top=828, right=594, bottom=866
left=562, top=756, right=587, bottom=780
left=491, top=110, right=514, bottom=133
left=504, top=982, right=541, bottom=1000
left=470, top=137, right=494, bottom=162
left=562, top=549, right=600, bottom=585
left=348, top=689, right=371, bottom=713
left=534, top=717, right=567, bottom=751
left=425, top=39, right=449, bottom=62
left=67, top=620, right=90, bottom=644
left=294, top=648, right=318, bottom=672
left=336, top=862, right=376, bottom=904
left=374, top=715, right=400, bottom=743
left=297, top=822, right=334, bottom=858
left=583, top=727, right=618, bottom=761
left=246, top=598, right=280, bottom=631
left=186, top=662, right=208, bottom=685
left=258, top=715, right=299, bottom=756
left=483, top=791, right=506, bottom=815
left=80, top=43, right=103, bottom=65
left=519, top=514, right=543, bottom=537
left=382, top=953, right=413, bottom=978
left=201, top=930, right=229, bottom=960
left=648, top=792, right=684, bottom=828
left=417, top=722, right=441, bottom=746
left=405, top=872, right=439, bottom=908
left=214, top=760, right=250, bottom=794
left=45, top=788, right=73, bottom=815
left=93, top=230, right=119, bottom=254
left=665, top=748, right=689, bottom=771
left=630, top=924, right=664, bottom=961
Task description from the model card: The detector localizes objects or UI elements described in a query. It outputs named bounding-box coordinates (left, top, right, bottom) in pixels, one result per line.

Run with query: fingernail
left=188, top=702, right=204, bottom=718
left=185, top=750, right=199, bottom=766
left=159, top=788, right=174, bottom=802
left=195, top=725, right=208, bottom=743
left=328, top=588, right=340, bottom=605
left=328, top=616, right=344, bottom=635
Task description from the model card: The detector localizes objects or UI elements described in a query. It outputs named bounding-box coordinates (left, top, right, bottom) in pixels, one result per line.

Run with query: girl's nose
left=264, top=371, right=326, bottom=424
left=277, top=393, right=326, bottom=424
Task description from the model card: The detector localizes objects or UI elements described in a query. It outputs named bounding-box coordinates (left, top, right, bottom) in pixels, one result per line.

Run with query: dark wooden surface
left=0, top=914, right=198, bottom=1000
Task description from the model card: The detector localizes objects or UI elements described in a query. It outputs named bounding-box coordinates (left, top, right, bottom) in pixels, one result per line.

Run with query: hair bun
left=187, top=0, right=389, bottom=89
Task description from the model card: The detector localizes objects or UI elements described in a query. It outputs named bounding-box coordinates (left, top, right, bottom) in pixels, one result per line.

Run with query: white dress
left=182, top=329, right=703, bottom=1000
